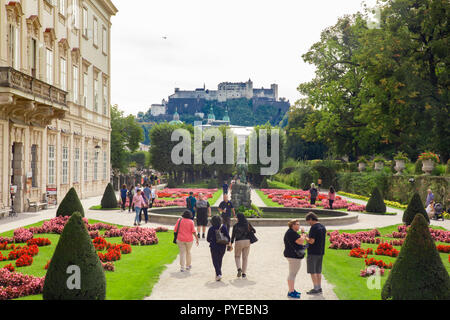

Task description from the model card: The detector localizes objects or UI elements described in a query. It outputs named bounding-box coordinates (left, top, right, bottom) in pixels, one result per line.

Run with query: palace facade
left=0, top=0, right=117, bottom=212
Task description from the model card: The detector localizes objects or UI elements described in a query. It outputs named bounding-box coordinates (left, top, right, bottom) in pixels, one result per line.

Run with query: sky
left=110, top=0, right=378, bottom=116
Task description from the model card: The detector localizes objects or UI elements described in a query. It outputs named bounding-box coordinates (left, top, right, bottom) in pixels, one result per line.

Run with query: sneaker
left=198, top=233, right=200, bottom=238
left=180, top=268, right=185, bottom=272
left=216, top=275, right=222, bottom=281
left=242, top=273, right=246, bottom=279
left=133, top=223, right=137, bottom=226
left=186, top=265, right=192, bottom=271
left=306, top=288, right=322, bottom=295
left=237, top=268, right=242, bottom=278
left=202, top=233, right=205, bottom=239
left=287, top=291, right=301, bottom=299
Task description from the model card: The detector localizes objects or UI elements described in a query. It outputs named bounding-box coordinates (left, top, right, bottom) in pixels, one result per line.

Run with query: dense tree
left=296, top=0, right=449, bottom=162
left=56, top=187, right=84, bottom=217
left=111, top=105, right=144, bottom=173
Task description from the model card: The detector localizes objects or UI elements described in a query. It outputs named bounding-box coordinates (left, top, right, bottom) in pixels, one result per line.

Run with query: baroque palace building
left=0, top=0, right=117, bottom=213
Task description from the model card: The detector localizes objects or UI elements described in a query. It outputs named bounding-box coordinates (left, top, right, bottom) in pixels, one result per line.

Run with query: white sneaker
left=186, top=265, right=192, bottom=271
left=215, top=275, right=222, bottom=281
left=180, top=267, right=185, bottom=272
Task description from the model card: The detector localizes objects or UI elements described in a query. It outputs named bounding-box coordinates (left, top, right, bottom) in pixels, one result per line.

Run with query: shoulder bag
left=248, top=224, right=258, bottom=244
left=287, top=233, right=306, bottom=259
left=215, top=225, right=229, bottom=245
left=173, top=218, right=183, bottom=244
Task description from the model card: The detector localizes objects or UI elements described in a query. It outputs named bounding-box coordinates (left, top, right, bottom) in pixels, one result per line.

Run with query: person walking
left=174, top=210, right=199, bottom=272
left=222, top=181, right=229, bottom=196
left=131, top=189, right=144, bottom=226
left=284, top=219, right=307, bottom=299
left=150, top=185, right=157, bottom=208
left=304, top=212, right=327, bottom=295
left=207, top=215, right=230, bottom=281
left=186, top=192, right=197, bottom=220
left=328, top=186, right=336, bottom=209
left=230, top=213, right=256, bottom=279
left=426, top=189, right=434, bottom=207
left=195, top=193, right=211, bottom=239
left=140, top=190, right=149, bottom=224
left=127, top=185, right=135, bottom=213
left=218, top=194, right=236, bottom=232
left=120, top=184, right=128, bottom=211
left=309, top=183, right=318, bottom=205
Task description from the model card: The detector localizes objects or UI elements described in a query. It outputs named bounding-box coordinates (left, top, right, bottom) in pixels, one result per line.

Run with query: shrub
left=366, top=188, right=386, bottom=214
left=43, top=212, right=106, bottom=300
left=56, top=187, right=84, bottom=217
left=414, top=159, right=423, bottom=174
left=381, top=214, right=450, bottom=300
left=100, top=183, right=118, bottom=209
left=402, top=193, right=429, bottom=225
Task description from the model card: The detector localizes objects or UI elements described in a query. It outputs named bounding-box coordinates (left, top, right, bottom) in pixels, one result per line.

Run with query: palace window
left=94, top=78, right=99, bottom=112
left=59, top=0, right=66, bottom=16
left=93, top=17, right=98, bottom=46
left=103, top=151, right=107, bottom=180
left=71, top=0, right=79, bottom=29
left=84, top=150, right=88, bottom=181
left=48, top=145, right=55, bottom=185
left=74, top=147, right=80, bottom=183
left=83, top=72, right=88, bottom=107
left=103, top=81, right=108, bottom=115
left=82, top=7, right=88, bottom=37
left=102, top=26, right=107, bottom=54
left=46, top=49, right=53, bottom=85
left=62, top=146, right=68, bottom=184
left=73, top=65, right=78, bottom=103
left=93, top=151, right=98, bottom=181
left=60, top=58, right=67, bottom=90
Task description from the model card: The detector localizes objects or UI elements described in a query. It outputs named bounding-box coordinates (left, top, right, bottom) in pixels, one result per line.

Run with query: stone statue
left=237, top=163, right=248, bottom=184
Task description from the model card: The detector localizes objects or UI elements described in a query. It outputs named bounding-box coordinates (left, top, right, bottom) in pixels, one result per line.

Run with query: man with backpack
left=186, top=192, right=197, bottom=220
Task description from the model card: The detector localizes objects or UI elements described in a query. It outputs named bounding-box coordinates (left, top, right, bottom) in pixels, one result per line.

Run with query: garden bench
left=0, top=206, right=11, bottom=219
left=27, top=198, right=48, bottom=212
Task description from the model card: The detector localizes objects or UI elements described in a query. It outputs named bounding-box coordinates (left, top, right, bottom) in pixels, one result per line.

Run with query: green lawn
left=0, top=219, right=178, bottom=300
left=267, top=180, right=296, bottom=189
left=323, top=224, right=450, bottom=300
left=89, top=205, right=121, bottom=210
left=255, top=190, right=284, bottom=207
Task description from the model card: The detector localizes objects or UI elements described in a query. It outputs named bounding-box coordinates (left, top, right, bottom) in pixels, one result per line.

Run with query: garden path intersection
left=0, top=189, right=448, bottom=300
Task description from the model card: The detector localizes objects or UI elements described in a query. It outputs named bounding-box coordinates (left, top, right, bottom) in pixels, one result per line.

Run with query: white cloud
left=111, top=0, right=378, bottom=115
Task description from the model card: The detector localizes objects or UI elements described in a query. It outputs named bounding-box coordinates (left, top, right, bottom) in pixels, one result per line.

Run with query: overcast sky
left=110, top=0, right=378, bottom=116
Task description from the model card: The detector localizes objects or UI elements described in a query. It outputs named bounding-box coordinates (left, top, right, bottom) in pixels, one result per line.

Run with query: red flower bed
left=349, top=247, right=373, bottom=258
left=0, top=242, right=15, bottom=251
left=8, top=245, right=39, bottom=260
left=26, top=238, right=51, bottom=247
left=98, top=247, right=121, bottom=262
left=365, top=257, right=393, bottom=269
left=15, top=254, right=33, bottom=268
left=436, top=244, right=450, bottom=253
left=375, top=243, right=399, bottom=257
left=328, top=229, right=381, bottom=250
left=0, top=269, right=44, bottom=300
left=360, top=266, right=385, bottom=277
left=0, top=237, right=13, bottom=244
left=2, top=264, right=14, bottom=273
left=93, top=237, right=107, bottom=251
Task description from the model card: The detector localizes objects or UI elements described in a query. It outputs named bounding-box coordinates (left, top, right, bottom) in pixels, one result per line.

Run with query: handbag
left=215, top=225, right=229, bottom=245
left=248, top=224, right=258, bottom=244
left=173, top=218, right=182, bottom=244
left=287, top=235, right=306, bottom=259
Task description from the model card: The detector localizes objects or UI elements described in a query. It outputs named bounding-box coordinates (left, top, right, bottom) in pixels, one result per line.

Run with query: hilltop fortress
left=150, top=79, right=290, bottom=117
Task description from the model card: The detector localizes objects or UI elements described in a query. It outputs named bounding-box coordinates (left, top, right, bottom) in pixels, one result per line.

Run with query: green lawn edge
left=1, top=219, right=178, bottom=300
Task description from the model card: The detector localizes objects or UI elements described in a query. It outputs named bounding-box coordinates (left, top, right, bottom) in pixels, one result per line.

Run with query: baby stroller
left=433, top=203, right=444, bottom=221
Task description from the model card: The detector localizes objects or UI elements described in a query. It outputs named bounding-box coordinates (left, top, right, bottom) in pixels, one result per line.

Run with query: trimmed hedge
left=365, top=187, right=386, bottom=214
left=43, top=212, right=106, bottom=300
left=100, top=183, right=118, bottom=209
left=382, top=214, right=450, bottom=300
left=402, top=193, right=429, bottom=225
left=56, top=187, right=84, bottom=217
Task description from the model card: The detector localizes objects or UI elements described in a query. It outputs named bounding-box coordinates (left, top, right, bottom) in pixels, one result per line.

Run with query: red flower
left=15, top=254, right=33, bottom=268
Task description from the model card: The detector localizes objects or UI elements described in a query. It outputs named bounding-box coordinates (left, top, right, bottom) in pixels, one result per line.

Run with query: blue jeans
left=134, top=207, right=141, bottom=224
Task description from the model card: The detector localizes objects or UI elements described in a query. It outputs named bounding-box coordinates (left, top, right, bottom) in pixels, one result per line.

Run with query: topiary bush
left=366, top=187, right=386, bottom=214
left=381, top=214, right=450, bottom=300
left=402, top=192, right=429, bottom=225
left=43, top=212, right=106, bottom=300
left=56, top=187, right=84, bottom=217
left=100, top=183, right=118, bottom=209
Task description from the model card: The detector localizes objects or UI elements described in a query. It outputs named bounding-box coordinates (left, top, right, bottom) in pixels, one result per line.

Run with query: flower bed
left=26, top=238, right=51, bottom=247
left=13, top=228, right=33, bottom=243
left=260, top=189, right=366, bottom=211
left=436, top=244, right=450, bottom=254
left=375, top=243, right=399, bottom=257
left=365, top=257, right=393, bottom=269
left=151, top=188, right=217, bottom=208
left=337, top=192, right=407, bottom=209
left=122, top=227, right=158, bottom=246
left=349, top=247, right=373, bottom=258
left=0, top=269, right=44, bottom=300
left=328, top=229, right=381, bottom=250
left=102, top=262, right=115, bottom=272
left=15, top=255, right=33, bottom=268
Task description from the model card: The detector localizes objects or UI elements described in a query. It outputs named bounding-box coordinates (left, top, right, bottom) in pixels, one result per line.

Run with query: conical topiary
left=56, top=187, right=84, bottom=217
left=43, top=212, right=106, bottom=300
left=402, top=192, right=429, bottom=225
left=100, top=183, right=118, bottom=209
left=381, top=214, right=450, bottom=300
left=365, top=187, right=386, bottom=214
